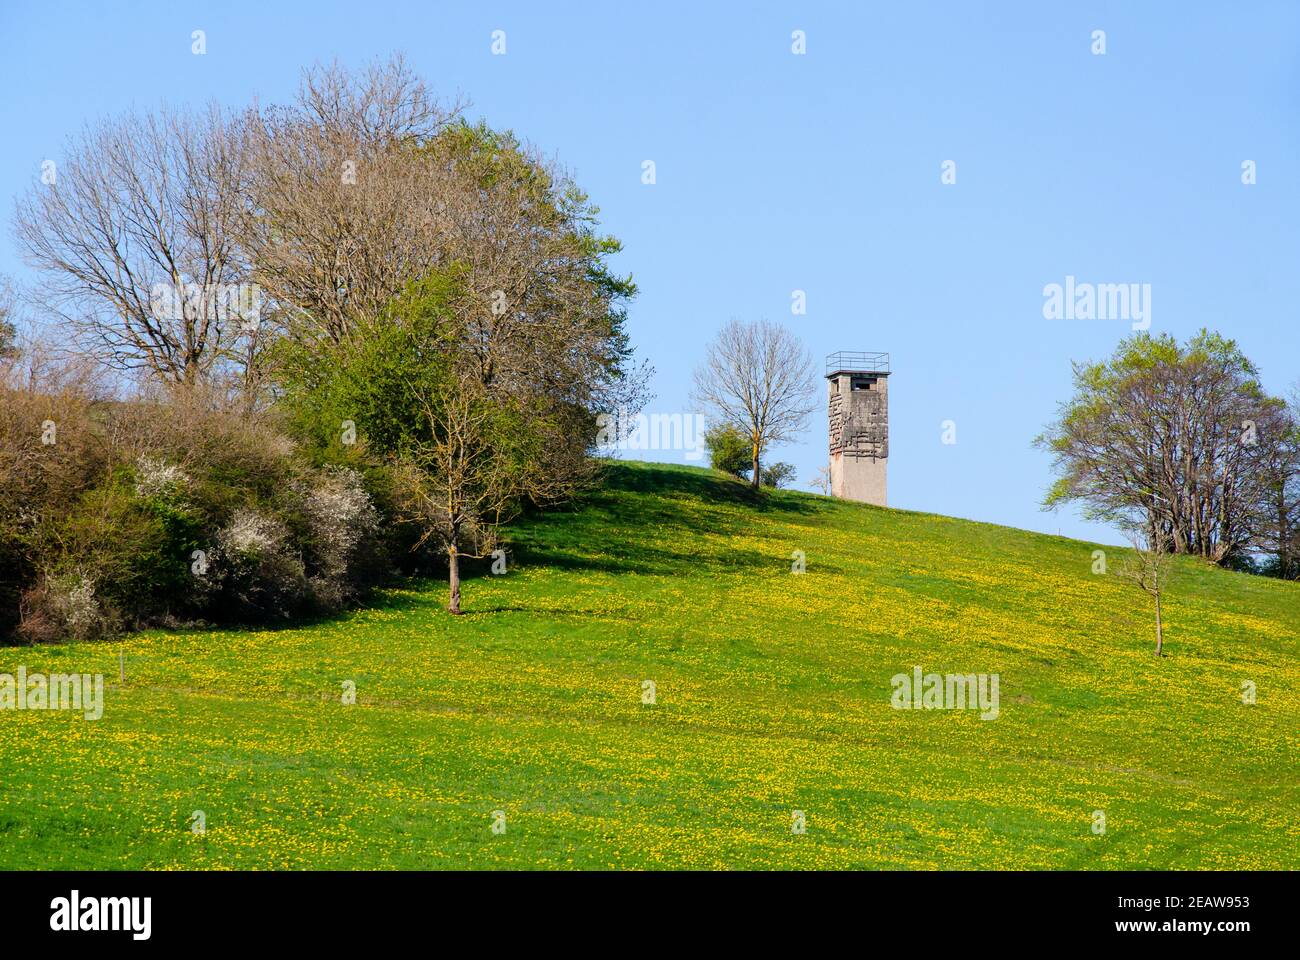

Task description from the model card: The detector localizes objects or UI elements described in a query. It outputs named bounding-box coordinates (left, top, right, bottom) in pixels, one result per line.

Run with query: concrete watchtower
left=826, top=352, right=890, bottom=506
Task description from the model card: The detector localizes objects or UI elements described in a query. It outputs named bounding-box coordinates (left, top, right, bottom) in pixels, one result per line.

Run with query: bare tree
left=0, top=276, right=18, bottom=359
left=397, top=365, right=588, bottom=614
left=691, top=319, right=817, bottom=489
left=1118, top=533, right=1175, bottom=656
left=238, top=56, right=463, bottom=347
left=13, top=104, right=250, bottom=385
left=311, top=269, right=602, bottom=617
left=809, top=463, right=832, bottom=495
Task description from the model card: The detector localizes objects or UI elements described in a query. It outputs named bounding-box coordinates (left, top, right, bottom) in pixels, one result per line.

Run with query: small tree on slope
left=1118, top=534, right=1175, bottom=656
left=691, top=319, right=817, bottom=489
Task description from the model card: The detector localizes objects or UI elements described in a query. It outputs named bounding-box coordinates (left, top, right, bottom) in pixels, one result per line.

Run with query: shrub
left=0, top=353, right=109, bottom=639
left=1, top=367, right=398, bottom=641
left=0, top=346, right=419, bottom=642
left=210, top=508, right=309, bottom=624
left=704, top=423, right=754, bottom=478
left=300, top=468, right=385, bottom=612
left=133, top=455, right=191, bottom=501
left=761, top=462, right=797, bottom=489
left=65, top=474, right=209, bottom=623
left=17, top=568, right=117, bottom=643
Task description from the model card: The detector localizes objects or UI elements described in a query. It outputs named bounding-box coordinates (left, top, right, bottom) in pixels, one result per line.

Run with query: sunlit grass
left=0, top=461, right=1295, bottom=869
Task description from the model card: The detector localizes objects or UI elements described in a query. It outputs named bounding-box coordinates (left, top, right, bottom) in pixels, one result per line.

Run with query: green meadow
left=0, top=462, right=1296, bottom=869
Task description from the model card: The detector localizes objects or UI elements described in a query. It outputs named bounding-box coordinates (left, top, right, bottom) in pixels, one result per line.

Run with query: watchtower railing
left=826, top=351, right=890, bottom=375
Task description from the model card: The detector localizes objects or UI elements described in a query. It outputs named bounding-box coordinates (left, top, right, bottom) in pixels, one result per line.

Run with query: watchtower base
left=830, top=452, right=887, bottom=506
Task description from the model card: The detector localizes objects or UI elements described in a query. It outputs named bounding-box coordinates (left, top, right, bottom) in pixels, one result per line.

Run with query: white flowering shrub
left=1, top=369, right=409, bottom=642
left=301, top=468, right=384, bottom=611
left=49, top=571, right=102, bottom=640
left=133, top=456, right=190, bottom=501
left=212, top=508, right=308, bottom=622
left=18, top=568, right=115, bottom=642
left=218, top=507, right=286, bottom=558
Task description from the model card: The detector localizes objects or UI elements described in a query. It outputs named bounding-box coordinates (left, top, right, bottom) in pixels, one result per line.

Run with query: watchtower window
left=851, top=376, right=877, bottom=391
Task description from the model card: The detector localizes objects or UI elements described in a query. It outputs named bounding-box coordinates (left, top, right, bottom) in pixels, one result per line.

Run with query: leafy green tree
left=242, top=61, right=645, bottom=421
left=704, top=423, right=754, bottom=478
left=1037, top=330, right=1283, bottom=565
left=274, top=271, right=461, bottom=462
left=276, top=269, right=586, bottom=614
left=761, top=462, right=796, bottom=489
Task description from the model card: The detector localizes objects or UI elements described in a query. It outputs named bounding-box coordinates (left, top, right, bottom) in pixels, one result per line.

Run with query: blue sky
left=2, top=1, right=1297, bottom=544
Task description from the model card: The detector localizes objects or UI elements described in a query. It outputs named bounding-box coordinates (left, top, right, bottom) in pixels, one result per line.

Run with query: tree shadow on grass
left=593, top=461, right=822, bottom=517
left=506, top=540, right=779, bottom=577
left=500, top=462, right=832, bottom=576
left=372, top=462, right=844, bottom=613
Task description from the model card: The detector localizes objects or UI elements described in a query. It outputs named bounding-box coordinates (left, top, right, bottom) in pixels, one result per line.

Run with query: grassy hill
left=1, top=461, right=1296, bottom=869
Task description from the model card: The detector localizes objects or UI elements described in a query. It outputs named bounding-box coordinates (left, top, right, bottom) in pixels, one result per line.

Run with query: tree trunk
left=1279, top=496, right=1292, bottom=580
left=751, top=440, right=761, bottom=489
left=1153, top=591, right=1163, bottom=657
left=448, top=529, right=462, bottom=615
